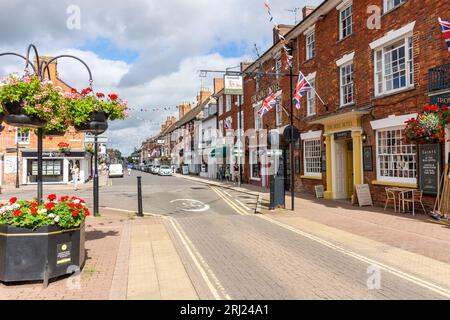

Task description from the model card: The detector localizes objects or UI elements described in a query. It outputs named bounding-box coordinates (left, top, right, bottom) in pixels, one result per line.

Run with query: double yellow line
left=210, top=186, right=249, bottom=216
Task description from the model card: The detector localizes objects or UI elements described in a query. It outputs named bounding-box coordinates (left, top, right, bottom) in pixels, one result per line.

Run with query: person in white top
left=71, top=164, right=80, bottom=191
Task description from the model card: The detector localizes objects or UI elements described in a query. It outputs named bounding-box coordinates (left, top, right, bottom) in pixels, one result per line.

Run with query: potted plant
left=403, top=105, right=450, bottom=144
left=0, top=194, right=89, bottom=282
left=58, top=142, right=71, bottom=155
left=66, top=89, right=127, bottom=135
left=0, top=74, right=62, bottom=128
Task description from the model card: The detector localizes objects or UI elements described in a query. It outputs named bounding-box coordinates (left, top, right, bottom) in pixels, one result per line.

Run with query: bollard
left=137, top=176, right=144, bottom=217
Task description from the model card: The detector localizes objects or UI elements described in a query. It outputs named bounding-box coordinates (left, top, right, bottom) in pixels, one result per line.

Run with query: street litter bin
left=270, top=175, right=285, bottom=210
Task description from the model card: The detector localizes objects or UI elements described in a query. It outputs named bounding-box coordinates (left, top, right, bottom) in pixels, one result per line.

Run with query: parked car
left=109, top=164, right=124, bottom=178
left=152, top=165, right=160, bottom=174
left=158, top=165, right=172, bottom=176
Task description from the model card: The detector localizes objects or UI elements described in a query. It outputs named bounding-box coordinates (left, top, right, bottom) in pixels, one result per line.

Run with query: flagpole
left=289, top=64, right=295, bottom=211
left=298, top=71, right=326, bottom=106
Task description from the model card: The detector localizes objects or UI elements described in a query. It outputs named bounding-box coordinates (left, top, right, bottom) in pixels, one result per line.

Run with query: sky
left=0, top=0, right=322, bottom=156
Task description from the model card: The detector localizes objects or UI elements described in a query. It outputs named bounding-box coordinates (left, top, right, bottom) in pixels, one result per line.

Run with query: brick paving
left=0, top=209, right=197, bottom=300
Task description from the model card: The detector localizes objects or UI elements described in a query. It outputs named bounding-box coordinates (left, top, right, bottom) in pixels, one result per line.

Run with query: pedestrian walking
left=127, top=163, right=132, bottom=176
left=225, top=166, right=231, bottom=182
left=234, top=163, right=239, bottom=185
left=71, top=164, right=80, bottom=191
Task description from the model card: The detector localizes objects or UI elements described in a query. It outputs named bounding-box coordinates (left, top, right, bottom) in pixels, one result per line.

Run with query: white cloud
left=0, top=0, right=323, bottom=155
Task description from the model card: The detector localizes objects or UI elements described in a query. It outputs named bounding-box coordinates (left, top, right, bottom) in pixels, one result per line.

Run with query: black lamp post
left=0, top=44, right=95, bottom=204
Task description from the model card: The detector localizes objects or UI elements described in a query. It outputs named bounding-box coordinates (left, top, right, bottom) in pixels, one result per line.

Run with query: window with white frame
left=306, top=30, right=316, bottom=60
left=275, top=58, right=282, bottom=79
left=384, top=0, right=406, bottom=13
left=339, top=4, right=353, bottom=39
left=238, top=110, right=244, bottom=130
left=218, top=120, right=224, bottom=136
left=254, top=104, right=263, bottom=130
left=340, top=62, right=354, bottom=106
left=16, top=128, right=30, bottom=144
left=376, top=127, right=417, bottom=183
left=225, top=95, right=232, bottom=112
left=307, top=78, right=316, bottom=116
left=218, top=96, right=223, bottom=115
left=374, top=36, right=413, bottom=96
left=303, top=138, right=322, bottom=176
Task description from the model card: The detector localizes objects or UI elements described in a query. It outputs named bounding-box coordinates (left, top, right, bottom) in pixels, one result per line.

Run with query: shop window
left=303, top=138, right=321, bottom=176
left=250, top=149, right=261, bottom=179
left=376, top=128, right=417, bottom=183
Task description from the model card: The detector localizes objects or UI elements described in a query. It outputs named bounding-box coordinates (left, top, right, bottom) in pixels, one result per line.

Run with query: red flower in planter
left=30, top=207, right=38, bottom=215
left=13, top=210, right=22, bottom=217
left=9, top=197, right=17, bottom=204
left=48, top=194, right=57, bottom=202
left=59, top=196, right=69, bottom=202
left=84, top=208, right=90, bottom=217
left=72, top=210, right=80, bottom=217
left=81, top=87, right=93, bottom=96
left=30, top=202, right=38, bottom=208
left=96, top=92, right=105, bottom=98
left=45, top=203, right=55, bottom=211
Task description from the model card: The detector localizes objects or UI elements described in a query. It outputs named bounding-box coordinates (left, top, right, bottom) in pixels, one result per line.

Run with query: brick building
left=0, top=57, right=91, bottom=188
left=242, top=0, right=449, bottom=206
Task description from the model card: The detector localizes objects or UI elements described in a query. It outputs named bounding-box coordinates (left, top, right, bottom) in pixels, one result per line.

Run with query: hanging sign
left=224, top=75, right=243, bottom=95
left=419, top=144, right=441, bottom=195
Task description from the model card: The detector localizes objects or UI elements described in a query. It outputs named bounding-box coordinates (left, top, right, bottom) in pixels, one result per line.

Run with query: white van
left=109, top=164, right=124, bottom=178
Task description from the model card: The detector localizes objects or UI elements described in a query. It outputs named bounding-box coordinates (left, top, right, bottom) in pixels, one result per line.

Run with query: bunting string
left=264, top=0, right=293, bottom=69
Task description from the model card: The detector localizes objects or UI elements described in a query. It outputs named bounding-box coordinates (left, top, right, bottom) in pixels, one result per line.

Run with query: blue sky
left=78, top=38, right=139, bottom=64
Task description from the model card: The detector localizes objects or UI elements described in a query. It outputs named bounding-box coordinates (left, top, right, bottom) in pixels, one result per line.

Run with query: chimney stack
left=302, top=6, right=316, bottom=21
left=273, top=24, right=294, bottom=45
left=197, top=87, right=211, bottom=104
left=178, top=102, right=191, bottom=119
left=213, top=78, right=224, bottom=95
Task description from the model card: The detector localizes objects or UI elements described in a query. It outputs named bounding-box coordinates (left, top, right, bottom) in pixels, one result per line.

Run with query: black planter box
left=0, top=223, right=85, bottom=282
left=75, top=110, right=108, bottom=135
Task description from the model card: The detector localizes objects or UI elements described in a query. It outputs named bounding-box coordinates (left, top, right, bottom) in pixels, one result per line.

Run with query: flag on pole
left=258, top=92, right=278, bottom=117
left=438, top=18, right=450, bottom=52
left=293, top=72, right=312, bottom=109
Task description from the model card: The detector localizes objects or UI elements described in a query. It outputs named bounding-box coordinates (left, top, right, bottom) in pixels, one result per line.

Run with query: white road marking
left=235, top=199, right=252, bottom=211
left=259, top=214, right=450, bottom=298
left=169, top=218, right=231, bottom=300
left=170, top=199, right=211, bottom=212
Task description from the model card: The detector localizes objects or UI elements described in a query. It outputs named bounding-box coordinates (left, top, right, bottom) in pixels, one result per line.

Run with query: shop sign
left=355, top=184, right=373, bottom=207
left=321, top=151, right=327, bottom=172
left=363, top=146, right=373, bottom=171
left=4, top=156, right=17, bottom=174
left=224, top=75, right=243, bottom=95
left=334, top=130, right=352, bottom=141
left=419, top=144, right=441, bottom=195
left=430, top=92, right=450, bottom=106
left=251, top=82, right=281, bottom=104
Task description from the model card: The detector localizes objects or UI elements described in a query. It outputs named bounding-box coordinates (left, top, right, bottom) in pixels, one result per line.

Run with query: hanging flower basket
left=67, top=89, right=127, bottom=135
left=0, top=74, right=63, bottom=128
left=403, top=105, right=450, bottom=145
left=74, top=110, right=109, bottom=134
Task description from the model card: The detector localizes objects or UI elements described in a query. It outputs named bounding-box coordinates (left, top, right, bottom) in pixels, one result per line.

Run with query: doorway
left=334, top=139, right=354, bottom=200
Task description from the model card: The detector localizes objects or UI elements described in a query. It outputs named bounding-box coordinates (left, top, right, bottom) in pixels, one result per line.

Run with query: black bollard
left=137, top=176, right=144, bottom=217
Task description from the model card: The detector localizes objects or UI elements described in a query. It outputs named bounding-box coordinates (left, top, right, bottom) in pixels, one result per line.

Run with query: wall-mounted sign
left=224, top=75, right=243, bottom=95
left=251, top=82, right=281, bottom=104
left=334, top=130, right=352, bottom=141
left=4, top=156, right=17, bottom=174
left=56, top=243, right=72, bottom=265
left=355, top=184, right=373, bottom=207
left=430, top=92, right=450, bottom=106
left=419, top=144, right=441, bottom=195
left=84, top=135, right=108, bottom=144
left=363, top=146, right=373, bottom=171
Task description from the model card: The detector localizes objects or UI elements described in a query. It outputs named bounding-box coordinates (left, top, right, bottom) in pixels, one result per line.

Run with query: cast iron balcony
left=428, top=62, right=450, bottom=92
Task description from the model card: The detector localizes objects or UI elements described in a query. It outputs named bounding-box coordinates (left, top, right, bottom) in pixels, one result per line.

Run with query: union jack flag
left=258, top=93, right=278, bottom=117
left=438, top=18, right=450, bottom=52
left=293, top=71, right=312, bottom=109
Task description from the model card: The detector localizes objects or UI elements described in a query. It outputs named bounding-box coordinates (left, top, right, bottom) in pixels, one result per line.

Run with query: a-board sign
left=355, top=184, right=373, bottom=207
left=419, top=144, right=441, bottom=195
left=315, top=185, right=324, bottom=198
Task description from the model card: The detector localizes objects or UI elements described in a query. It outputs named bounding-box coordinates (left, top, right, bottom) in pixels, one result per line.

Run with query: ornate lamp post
left=0, top=44, right=104, bottom=208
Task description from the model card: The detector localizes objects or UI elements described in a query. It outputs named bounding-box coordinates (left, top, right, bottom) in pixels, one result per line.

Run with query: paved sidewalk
left=0, top=208, right=198, bottom=300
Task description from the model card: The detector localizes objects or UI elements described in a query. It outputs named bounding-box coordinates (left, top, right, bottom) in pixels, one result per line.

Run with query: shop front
left=21, top=150, right=90, bottom=185
left=310, top=110, right=368, bottom=201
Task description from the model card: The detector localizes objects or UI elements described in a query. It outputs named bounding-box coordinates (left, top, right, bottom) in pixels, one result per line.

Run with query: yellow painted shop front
left=311, top=111, right=369, bottom=201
